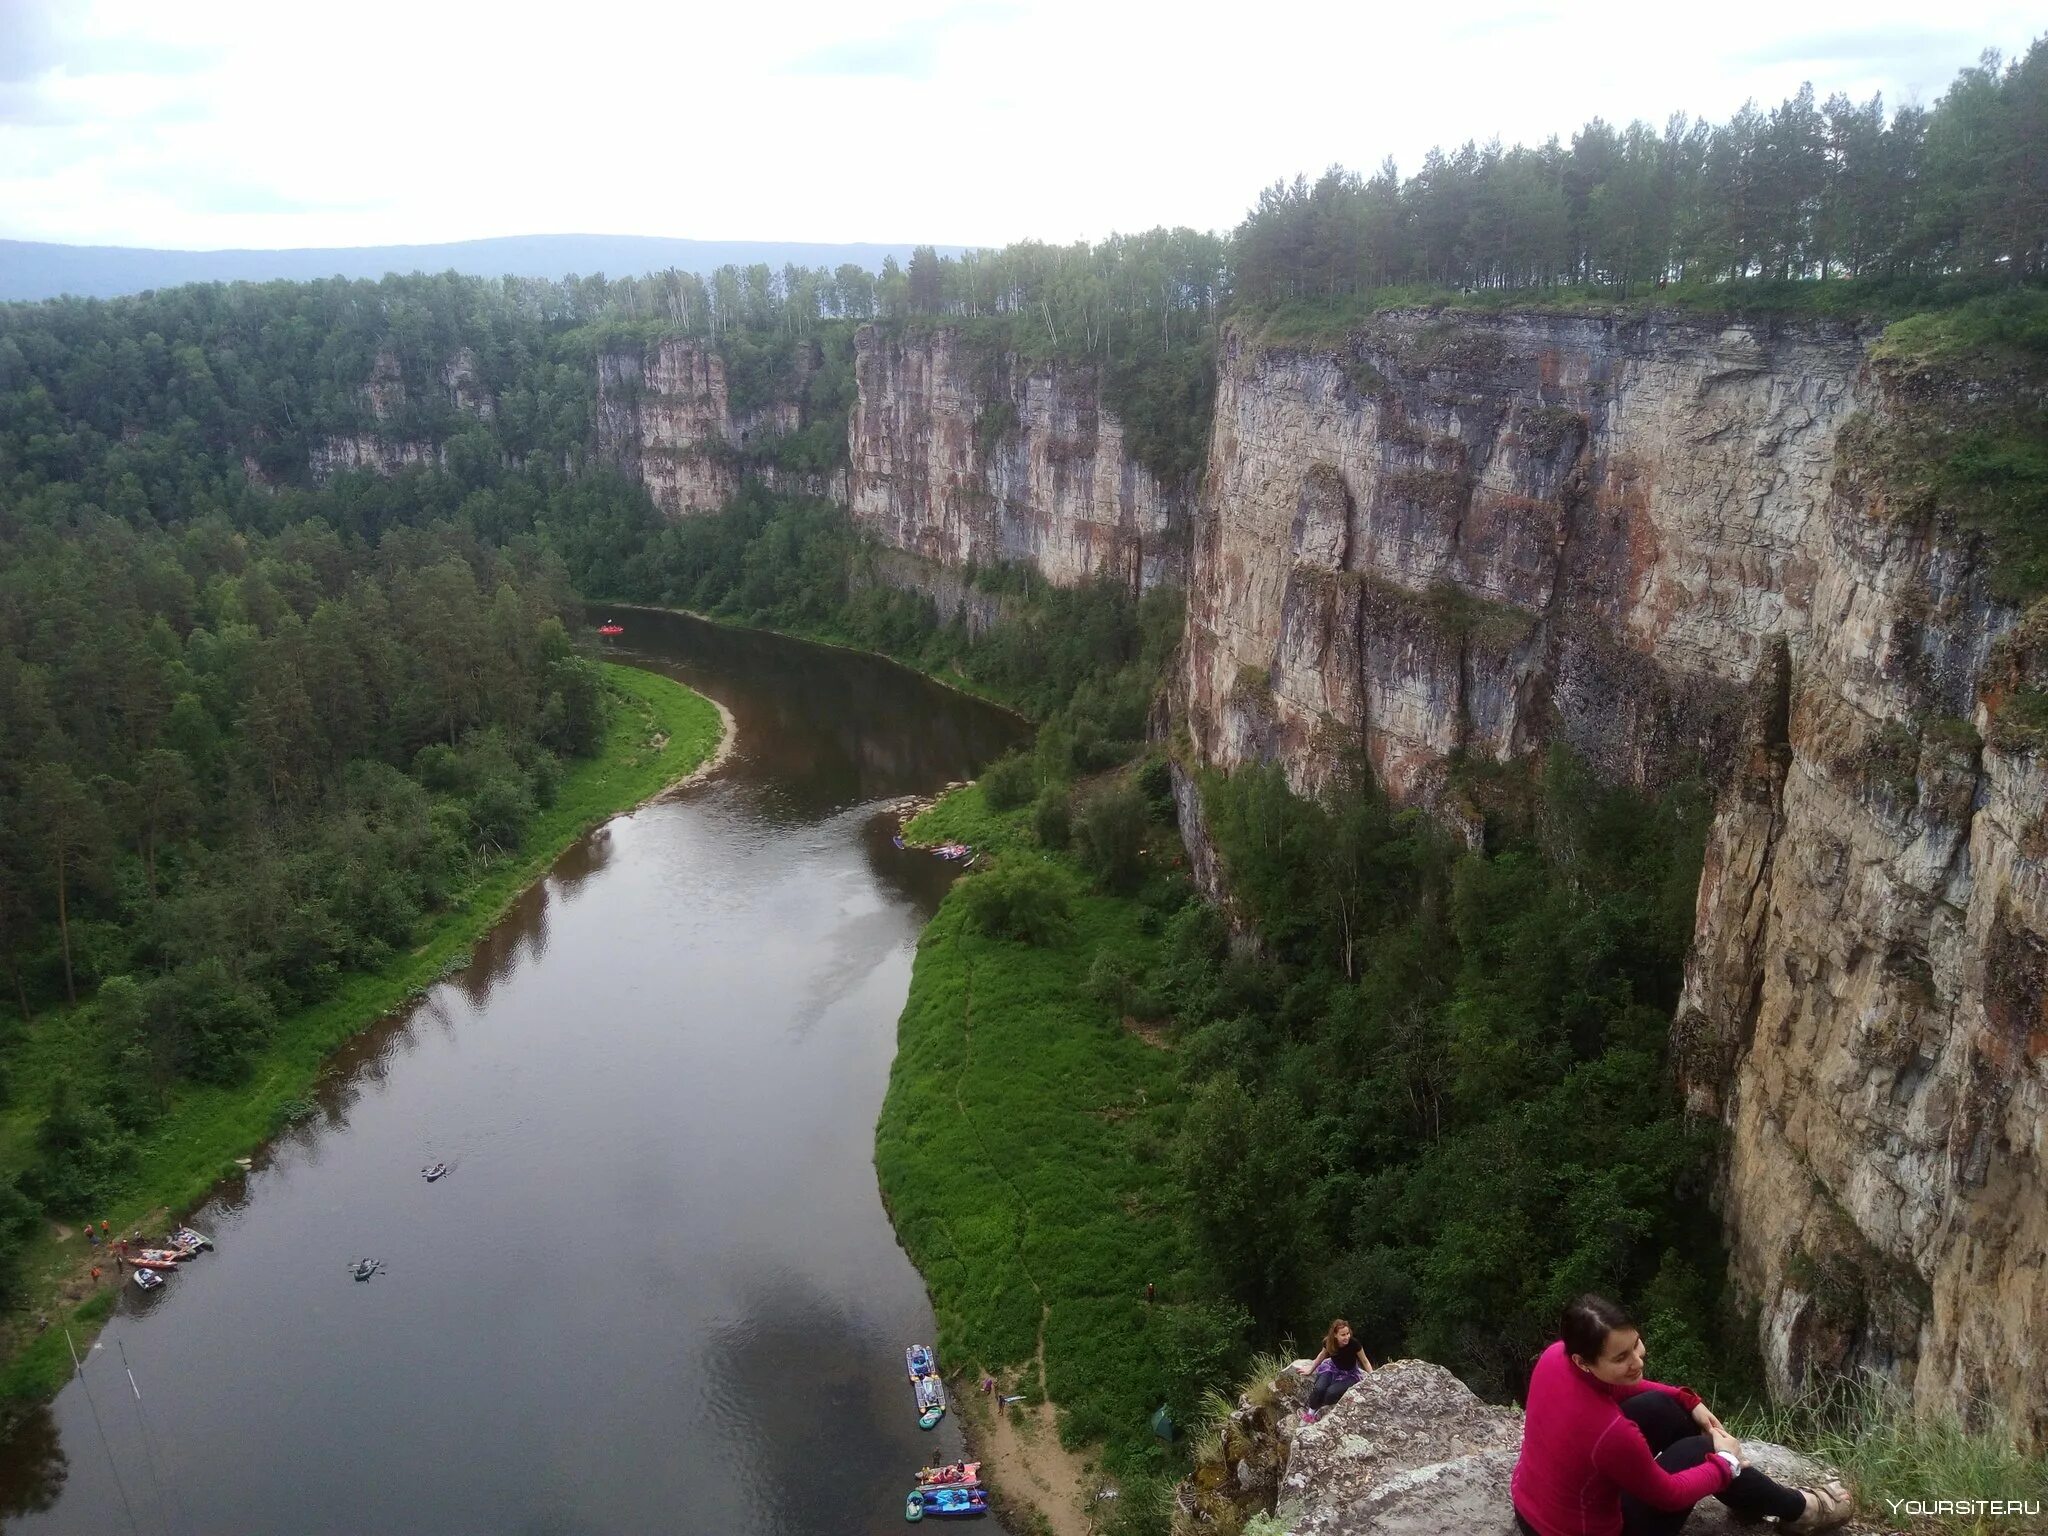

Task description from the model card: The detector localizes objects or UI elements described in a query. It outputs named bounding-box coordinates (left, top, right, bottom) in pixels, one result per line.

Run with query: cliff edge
left=1183, top=1360, right=1840, bottom=1536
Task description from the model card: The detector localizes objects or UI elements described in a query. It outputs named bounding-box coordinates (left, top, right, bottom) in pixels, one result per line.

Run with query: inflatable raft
left=915, top=1461, right=981, bottom=1489
left=906, top=1343, right=945, bottom=1429
left=905, top=1486, right=988, bottom=1521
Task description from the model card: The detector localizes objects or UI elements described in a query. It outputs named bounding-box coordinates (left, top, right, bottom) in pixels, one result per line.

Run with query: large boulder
left=1264, top=1361, right=1840, bottom=1536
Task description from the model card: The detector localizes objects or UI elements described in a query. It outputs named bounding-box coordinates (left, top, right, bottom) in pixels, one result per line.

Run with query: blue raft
left=905, top=1486, right=988, bottom=1521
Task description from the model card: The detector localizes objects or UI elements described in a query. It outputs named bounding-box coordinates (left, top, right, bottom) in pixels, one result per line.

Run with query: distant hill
left=0, top=234, right=969, bottom=302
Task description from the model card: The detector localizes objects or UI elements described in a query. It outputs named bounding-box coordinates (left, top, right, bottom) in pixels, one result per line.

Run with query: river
left=0, top=610, right=1027, bottom=1534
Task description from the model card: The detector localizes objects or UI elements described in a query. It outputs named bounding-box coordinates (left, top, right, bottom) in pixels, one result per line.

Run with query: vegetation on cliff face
left=1862, top=290, right=2048, bottom=604
left=1163, top=751, right=1748, bottom=1404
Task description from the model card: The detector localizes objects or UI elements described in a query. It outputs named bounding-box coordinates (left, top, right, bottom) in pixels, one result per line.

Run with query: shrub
left=980, top=751, right=1038, bottom=812
left=1085, top=948, right=1141, bottom=1013
left=1073, top=783, right=1150, bottom=892
left=1032, top=786, right=1072, bottom=848
left=1135, top=755, right=1175, bottom=819
left=958, top=861, right=1072, bottom=946
left=466, top=774, right=534, bottom=855
left=24, top=1080, right=133, bottom=1214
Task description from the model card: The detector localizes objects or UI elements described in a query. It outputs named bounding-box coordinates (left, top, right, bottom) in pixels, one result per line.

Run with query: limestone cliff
left=592, top=336, right=843, bottom=515
left=847, top=325, right=1189, bottom=598
left=307, top=345, right=490, bottom=483
left=1177, top=309, right=2046, bottom=1438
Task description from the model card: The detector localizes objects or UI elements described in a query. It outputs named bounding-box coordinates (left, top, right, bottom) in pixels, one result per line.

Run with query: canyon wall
left=592, top=336, right=842, bottom=514
left=847, top=325, right=1189, bottom=599
left=306, top=345, right=493, bottom=482
left=1178, top=309, right=2046, bottom=1438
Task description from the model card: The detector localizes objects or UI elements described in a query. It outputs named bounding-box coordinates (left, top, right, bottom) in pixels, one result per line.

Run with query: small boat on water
left=422, top=1163, right=448, bottom=1182
left=131, top=1249, right=187, bottom=1271
left=598, top=621, right=624, bottom=636
left=351, top=1259, right=381, bottom=1282
left=906, top=1344, right=946, bottom=1429
left=915, top=1461, right=981, bottom=1489
left=168, top=1226, right=213, bottom=1252
left=905, top=1486, right=988, bottom=1521
left=131, top=1267, right=165, bottom=1292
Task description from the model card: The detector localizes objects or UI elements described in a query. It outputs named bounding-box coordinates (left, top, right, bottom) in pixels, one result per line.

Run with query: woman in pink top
left=1511, top=1295, right=1850, bottom=1536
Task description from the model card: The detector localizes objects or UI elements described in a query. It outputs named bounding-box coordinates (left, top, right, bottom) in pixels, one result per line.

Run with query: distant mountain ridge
left=0, top=234, right=969, bottom=302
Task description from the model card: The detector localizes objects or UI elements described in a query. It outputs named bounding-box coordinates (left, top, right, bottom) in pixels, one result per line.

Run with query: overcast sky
left=1, top=0, right=2040, bottom=251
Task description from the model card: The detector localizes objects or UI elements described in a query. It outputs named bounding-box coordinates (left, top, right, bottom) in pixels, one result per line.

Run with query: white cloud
left=0, top=0, right=2039, bottom=249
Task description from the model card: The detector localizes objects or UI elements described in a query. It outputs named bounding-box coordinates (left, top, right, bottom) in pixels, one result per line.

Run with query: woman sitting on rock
left=1512, top=1294, right=1851, bottom=1536
left=1296, top=1317, right=1373, bottom=1423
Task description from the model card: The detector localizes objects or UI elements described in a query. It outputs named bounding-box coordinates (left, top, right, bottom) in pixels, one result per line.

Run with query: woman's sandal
left=1785, top=1478, right=1852, bottom=1532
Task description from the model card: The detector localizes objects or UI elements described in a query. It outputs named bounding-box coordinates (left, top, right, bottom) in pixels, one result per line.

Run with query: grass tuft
left=1732, top=1374, right=2048, bottom=1535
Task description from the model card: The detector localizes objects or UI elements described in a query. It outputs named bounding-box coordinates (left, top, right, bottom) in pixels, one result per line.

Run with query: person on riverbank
left=1296, top=1318, right=1372, bottom=1422
left=1511, top=1294, right=1851, bottom=1536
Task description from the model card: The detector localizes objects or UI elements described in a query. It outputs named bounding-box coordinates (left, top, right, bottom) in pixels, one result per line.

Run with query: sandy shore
left=657, top=694, right=738, bottom=797
left=954, top=1312, right=1102, bottom=1536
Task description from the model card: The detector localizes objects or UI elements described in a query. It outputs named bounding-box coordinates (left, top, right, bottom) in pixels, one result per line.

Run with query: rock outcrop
left=1179, top=1361, right=1839, bottom=1536
left=593, top=336, right=843, bottom=516
left=307, top=345, right=492, bottom=483
left=1178, top=309, right=2047, bottom=1438
left=848, top=325, right=1189, bottom=600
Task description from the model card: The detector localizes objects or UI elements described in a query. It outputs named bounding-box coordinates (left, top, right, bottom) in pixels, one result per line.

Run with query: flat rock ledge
left=1223, top=1361, right=1839, bottom=1536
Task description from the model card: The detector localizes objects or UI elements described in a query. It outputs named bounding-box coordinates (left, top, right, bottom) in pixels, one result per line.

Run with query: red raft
left=598, top=621, right=624, bottom=636
left=915, top=1462, right=981, bottom=1489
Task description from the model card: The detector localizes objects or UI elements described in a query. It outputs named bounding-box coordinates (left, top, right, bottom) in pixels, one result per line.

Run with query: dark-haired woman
left=1295, top=1318, right=1373, bottom=1423
left=1511, top=1295, right=1851, bottom=1536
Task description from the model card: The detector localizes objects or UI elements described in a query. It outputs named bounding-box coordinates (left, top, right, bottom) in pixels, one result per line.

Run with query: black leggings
left=1515, top=1392, right=1806, bottom=1536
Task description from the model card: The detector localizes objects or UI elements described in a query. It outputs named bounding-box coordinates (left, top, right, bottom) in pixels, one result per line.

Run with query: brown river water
left=0, top=610, right=1027, bottom=1533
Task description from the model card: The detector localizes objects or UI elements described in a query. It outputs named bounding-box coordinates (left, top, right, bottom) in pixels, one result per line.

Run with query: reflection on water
left=0, top=613, right=1025, bottom=1533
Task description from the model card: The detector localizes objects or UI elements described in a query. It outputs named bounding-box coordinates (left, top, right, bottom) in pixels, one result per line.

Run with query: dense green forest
left=0, top=507, right=611, bottom=1199
left=1171, top=755, right=1733, bottom=1399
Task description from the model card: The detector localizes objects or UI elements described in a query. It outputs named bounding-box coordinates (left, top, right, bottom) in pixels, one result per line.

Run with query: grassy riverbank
left=0, top=663, right=725, bottom=1407
left=877, top=784, right=1214, bottom=1535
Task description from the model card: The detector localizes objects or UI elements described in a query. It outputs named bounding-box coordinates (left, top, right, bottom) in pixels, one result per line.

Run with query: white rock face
left=1184, top=313, right=1862, bottom=800
left=308, top=346, right=494, bottom=483
left=848, top=325, right=1188, bottom=594
left=593, top=337, right=843, bottom=517
left=1181, top=310, right=2047, bottom=1439
left=307, top=434, right=445, bottom=479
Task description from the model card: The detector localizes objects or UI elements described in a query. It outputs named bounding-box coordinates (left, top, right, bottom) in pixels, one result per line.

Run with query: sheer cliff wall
left=1178, top=309, right=2046, bottom=1438
left=847, top=325, right=1189, bottom=598
left=592, top=336, right=843, bottom=513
